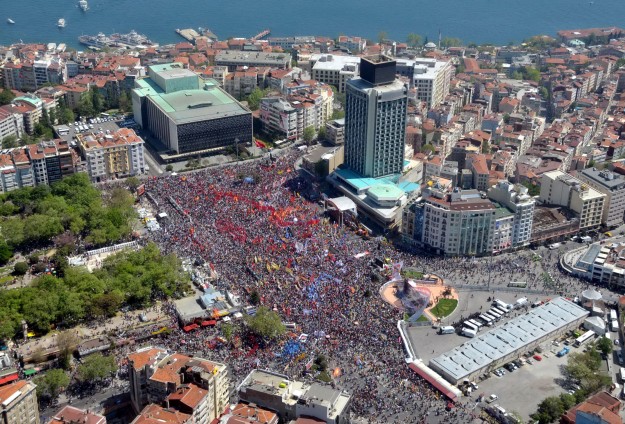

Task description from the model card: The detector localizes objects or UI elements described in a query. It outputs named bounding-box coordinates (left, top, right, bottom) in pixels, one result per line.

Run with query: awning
left=23, top=369, right=37, bottom=376
left=201, top=320, right=217, bottom=327
left=408, top=363, right=457, bottom=401
left=0, top=373, right=19, bottom=385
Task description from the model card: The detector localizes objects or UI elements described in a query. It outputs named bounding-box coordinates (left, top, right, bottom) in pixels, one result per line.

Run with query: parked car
left=533, top=354, right=543, bottom=361
left=486, top=394, right=498, bottom=403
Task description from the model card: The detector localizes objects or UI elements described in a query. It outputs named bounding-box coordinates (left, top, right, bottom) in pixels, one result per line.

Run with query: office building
left=396, top=58, right=453, bottom=108
left=132, top=63, right=252, bottom=156
left=576, top=168, right=625, bottom=227
left=539, top=171, right=606, bottom=230
left=215, top=50, right=291, bottom=71
left=344, top=55, right=408, bottom=178
left=127, top=347, right=229, bottom=423
left=403, top=189, right=496, bottom=256
left=429, top=298, right=588, bottom=385
left=237, top=369, right=351, bottom=424
left=310, top=54, right=360, bottom=93
left=76, top=128, right=145, bottom=182
left=488, top=181, right=535, bottom=247
left=0, top=381, right=40, bottom=424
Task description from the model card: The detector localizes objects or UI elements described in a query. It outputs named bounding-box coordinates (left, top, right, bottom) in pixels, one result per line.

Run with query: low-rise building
left=215, top=51, right=291, bottom=71
left=237, top=370, right=351, bottom=424
left=325, top=118, right=345, bottom=145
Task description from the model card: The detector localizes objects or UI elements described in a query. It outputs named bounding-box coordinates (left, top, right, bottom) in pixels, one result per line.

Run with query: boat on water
left=79, top=32, right=114, bottom=49
left=78, top=31, right=158, bottom=49
left=79, top=0, right=89, bottom=12
left=57, top=18, right=66, bottom=28
left=7, top=18, right=15, bottom=24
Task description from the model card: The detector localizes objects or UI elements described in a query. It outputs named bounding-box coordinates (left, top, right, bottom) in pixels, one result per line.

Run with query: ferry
left=78, top=33, right=114, bottom=49
left=57, top=19, right=66, bottom=28
left=79, top=0, right=89, bottom=12
left=7, top=18, right=15, bottom=25
left=79, top=31, right=158, bottom=49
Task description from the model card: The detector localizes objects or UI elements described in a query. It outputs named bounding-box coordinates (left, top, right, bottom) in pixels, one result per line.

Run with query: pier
left=251, top=29, right=271, bottom=41
left=175, top=28, right=201, bottom=43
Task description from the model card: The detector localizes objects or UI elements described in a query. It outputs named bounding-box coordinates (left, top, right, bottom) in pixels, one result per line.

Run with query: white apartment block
left=540, top=171, right=606, bottom=230
left=488, top=181, right=535, bottom=247
left=0, top=107, right=24, bottom=142
left=310, top=54, right=360, bottom=93
left=576, top=168, right=625, bottom=228
left=396, top=58, right=453, bottom=108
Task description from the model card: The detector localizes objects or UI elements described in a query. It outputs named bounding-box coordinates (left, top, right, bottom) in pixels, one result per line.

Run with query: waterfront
left=1, top=0, right=624, bottom=48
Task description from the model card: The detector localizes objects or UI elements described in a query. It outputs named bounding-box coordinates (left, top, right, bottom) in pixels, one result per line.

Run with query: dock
left=175, top=28, right=201, bottom=43
left=251, top=29, right=271, bottom=41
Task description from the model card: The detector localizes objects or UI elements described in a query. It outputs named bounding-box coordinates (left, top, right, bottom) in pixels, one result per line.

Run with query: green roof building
left=132, top=63, right=252, bottom=155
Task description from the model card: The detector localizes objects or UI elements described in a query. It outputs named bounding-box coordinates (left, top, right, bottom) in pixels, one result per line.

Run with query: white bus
left=488, top=309, right=502, bottom=320
left=479, top=314, right=493, bottom=326
left=462, top=328, right=477, bottom=338
left=610, top=310, right=617, bottom=322
left=574, top=330, right=596, bottom=347
left=468, top=319, right=483, bottom=329
left=492, top=306, right=508, bottom=316
left=612, top=320, right=620, bottom=332
left=508, top=281, right=527, bottom=288
left=483, top=312, right=498, bottom=322
left=493, top=299, right=512, bottom=311
left=463, top=321, right=479, bottom=332
left=619, top=367, right=625, bottom=383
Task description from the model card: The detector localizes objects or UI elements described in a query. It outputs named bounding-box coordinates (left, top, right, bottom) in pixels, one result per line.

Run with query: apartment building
left=396, top=58, right=453, bottom=108
left=310, top=54, right=360, bottom=93
left=222, top=67, right=270, bottom=100
left=48, top=406, right=105, bottom=424
left=76, top=128, right=145, bottom=182
left=0, top=381, right=40, bottom=424
left=539, top=171, right=606, bottom=230
left=488, top=181, right=535, bottom=247
left=127, top=347, right=229, bottom=423
left=27, top=140, right=76, bottom=186
left=576, top=168, right=625, bottom=228
left=259, top=84, right=333, bottom=141
left=2, top=58, right=66, bottom=91
left=0, top=106, right=24, bottom=142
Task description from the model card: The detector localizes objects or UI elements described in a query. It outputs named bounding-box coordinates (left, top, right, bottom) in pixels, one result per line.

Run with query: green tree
left=34, top=369, right=69, bottom=399
left=0, top=240, right=13, bottom=265
left=596, top=336, right=613, bottom=356
left=420, top=143, right=435, bottom=155
left=317, top=125, right=327, bottom=141
left=331, top=109, right=345, bottom=120
left=441, top=37, right=462, bottom=48
left=532, top=396, right=564, bottom=424
left=1, top=135, right=18, bottom=149
left=165, top=164, right=174, bottom=172
left=377, top=31, right=388, bottom=44
left=0, top=89, right=15, bottom=106
left=221, top=322, right=234, bottom=342
left=126, top=176, right=141, bottom=192
left=244, top=306, right=285, bottom=340
left=250, top=290, right=260, bottom=305
left=58, top=107, right=75, bottom=125
left=539, top=86, right=549, bottom=99
left=245, top=87, right=267, bottom=111
left=559, top=393, right=576, bottom=410
left=118, top=91, right=131, bottom=113
left=91, top=88, right=105, bottom=114
left=406, top=33, right=422, bottom=48
left=78, top=92, right=95, bottom=118
left=77, top=353, right=118, bottom=382
left=302, top=126, right=316, bottom=145
left=13, top=262, right=28, bottom=276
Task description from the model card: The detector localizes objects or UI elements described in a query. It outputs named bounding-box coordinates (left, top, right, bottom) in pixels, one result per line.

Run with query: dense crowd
left=139, top=148, right=588, bottom=423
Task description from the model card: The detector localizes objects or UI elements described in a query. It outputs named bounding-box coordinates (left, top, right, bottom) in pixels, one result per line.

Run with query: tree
left=126, top=176, right=141, bottom=192
left=34, top=369, right=69, bottom=399
left=77, top=353, right=118, bottom=382
left=58, top=107, right=75, bottom=125
left=532, top=396, right=564, bottom=424
left=221, top=322, right=234, bottom=341
left=91, top=88, right=105, bottom=114
left=56, top=330, right=78, bottom=369
left=78, top=92, right=95, bottom=118
left=0, top=240, right=13, bottom=265
left=302, top=126, right=316, bottom=145
left=244, top=306, right=285, bottom=340
left=314, top=354, right=328, bottom=371
left=559, top=393, right=576, bottom=410
left=317, top=125, right=327, bottom=141
left=245, top=87, right=267, bottom=111
left=13, top=262, right=28, bottom=276
left=406, top=33, right=422, bottom=48
left=250, top=290, right=260, bottom=305
left=0, top=89, right=15, bottom=106
left=441, top=37, right=462, bottom=48
left=377, top=31, right=388, bottom=44
left=420, top=143, right=435, bottom=155
left=539, top=86, right=549, bottom=99
left=596, top=336, right=613, bottom=356
left=165, top=164, right=174, bottom=172
left=1, top=135, right=18, bottom=149
left=331, top=109, right=345, bottom=120
left=119, top=91, right=131, bottom=113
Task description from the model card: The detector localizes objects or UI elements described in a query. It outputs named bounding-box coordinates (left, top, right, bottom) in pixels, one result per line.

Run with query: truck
left=439, top=326, right=455, bottom=335
left=462, top=328, right=477, bottom=338
left=493, top=299, right=512, bottom=311
left=515, top=297, right=528, bottom=308
left=612, top=320, right=620, bottom=332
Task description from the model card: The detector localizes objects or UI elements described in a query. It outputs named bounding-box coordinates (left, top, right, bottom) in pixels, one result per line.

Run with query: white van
left=439, top=326, right=455, bottom=335
left=462, top=328, right=477, bottom=338
left=493, top=299, right=512, bottom=311
left=516, top=297, right=528, bottom=308
left=612, top=320, right=619, bottom=332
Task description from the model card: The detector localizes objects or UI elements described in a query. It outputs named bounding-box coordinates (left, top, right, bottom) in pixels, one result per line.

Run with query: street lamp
left=234, top=138, right=240, bottom=161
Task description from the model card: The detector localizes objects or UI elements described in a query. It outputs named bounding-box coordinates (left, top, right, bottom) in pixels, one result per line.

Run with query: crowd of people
left=137, top=148, right=590, bottom=423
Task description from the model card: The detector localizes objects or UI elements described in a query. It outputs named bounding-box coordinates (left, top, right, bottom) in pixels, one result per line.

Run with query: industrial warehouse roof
left=134, top=77, right=250, bottom=125
left=429, top=297, right=588, bottom=382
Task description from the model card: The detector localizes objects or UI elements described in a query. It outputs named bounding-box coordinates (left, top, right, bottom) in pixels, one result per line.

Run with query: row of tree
left=0, top=173, right=136, bottom=264
left=0, top=242, right=189, bottom=338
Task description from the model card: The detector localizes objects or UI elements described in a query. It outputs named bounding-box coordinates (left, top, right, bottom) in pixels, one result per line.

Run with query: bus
left=479, top=314, right=493, bottom=326
left=508, top=281, right=527, bottom=288
left=488, top=309, right=502, bottom=320
left=468, top=319, right=483, bottom=329
left=462, top=328, right=477, bottom=338
left=492, top=306, right=508, bottom=316
left=620, top=368, right=625, bottom=383
left=483, top=312, right=498, bottom=322
left=610, top=310, right=617, bottom=322
left=463, top=321, right=479, bottom=332
left=574, top=330, right=596, bottom=347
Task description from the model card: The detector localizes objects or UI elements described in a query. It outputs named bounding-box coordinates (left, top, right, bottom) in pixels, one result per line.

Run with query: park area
left=429, top=298, right=458, bottom=319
